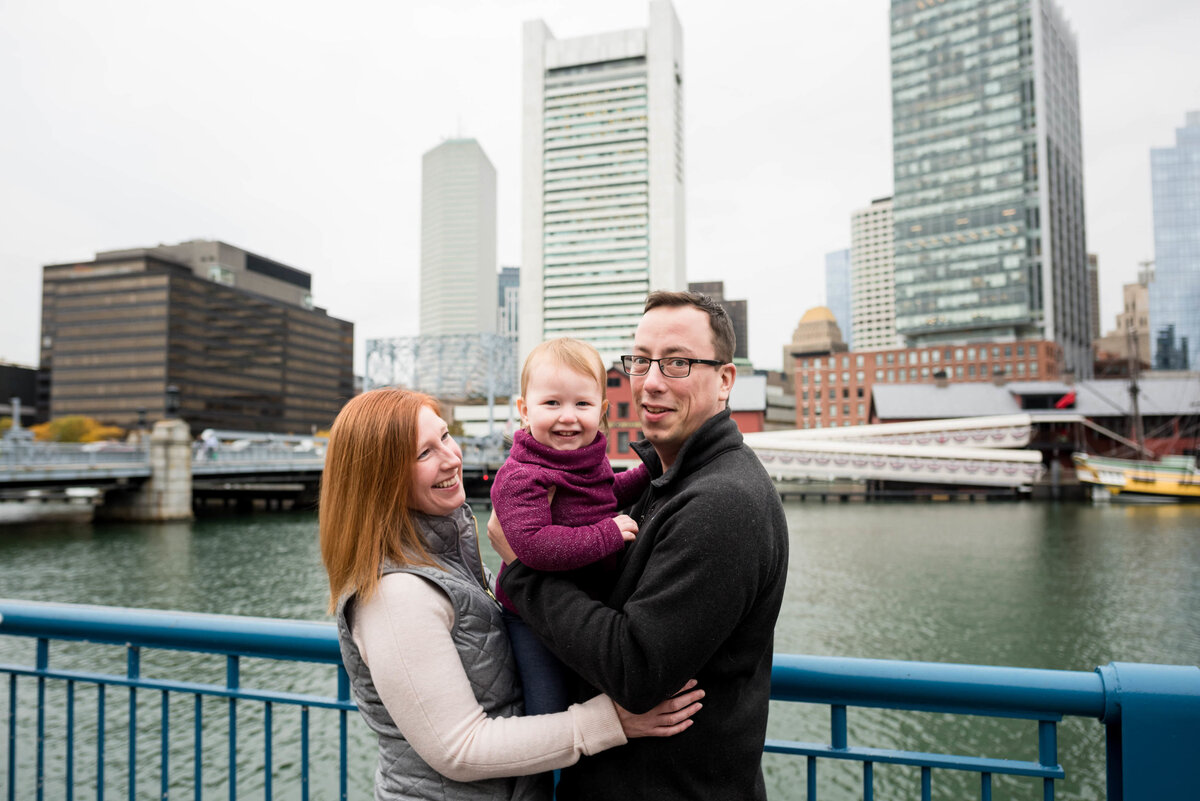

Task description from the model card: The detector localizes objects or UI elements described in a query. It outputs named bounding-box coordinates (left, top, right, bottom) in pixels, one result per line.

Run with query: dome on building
left=799, top=306, right=836, bottom=323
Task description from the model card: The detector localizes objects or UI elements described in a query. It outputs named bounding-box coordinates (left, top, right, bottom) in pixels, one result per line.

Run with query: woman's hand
left=487, top=510, right=517, bottom=565
left=615, top=680, right=704, bottom=738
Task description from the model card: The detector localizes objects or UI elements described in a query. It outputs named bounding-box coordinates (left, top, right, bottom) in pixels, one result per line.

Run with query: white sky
left=1, top=0, right=1197, bottom=373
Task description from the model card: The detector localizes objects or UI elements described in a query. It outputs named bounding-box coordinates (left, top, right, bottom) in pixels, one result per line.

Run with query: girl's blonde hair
left=319, top=388, right=443, bottom=614
left=520, top=337, right=610, bottom=432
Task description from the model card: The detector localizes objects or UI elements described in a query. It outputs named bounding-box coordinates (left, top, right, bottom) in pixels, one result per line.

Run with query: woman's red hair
left=319, top=388, right=443, bottom=614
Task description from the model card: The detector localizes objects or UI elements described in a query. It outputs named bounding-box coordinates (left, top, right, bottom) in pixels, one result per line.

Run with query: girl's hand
left=614, top=514, right=638, bottom=542
left=615, top=680, right=704, bottom=738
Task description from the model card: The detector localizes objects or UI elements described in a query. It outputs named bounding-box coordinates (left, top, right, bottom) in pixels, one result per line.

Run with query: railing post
left=1097, top=662, right=1200, bottom=800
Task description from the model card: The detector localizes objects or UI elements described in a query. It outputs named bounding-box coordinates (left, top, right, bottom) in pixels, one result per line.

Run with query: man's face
left=632, top=305, right=735, bottom=469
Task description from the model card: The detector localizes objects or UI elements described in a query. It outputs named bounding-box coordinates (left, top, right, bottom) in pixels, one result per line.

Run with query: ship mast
left=1126, top=323, right=1147, bottom=456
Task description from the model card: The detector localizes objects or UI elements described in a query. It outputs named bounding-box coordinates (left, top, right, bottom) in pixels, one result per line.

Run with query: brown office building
left=39, top=240, right=354, bottom=435
left=795, top=340, right=1063, bottom=429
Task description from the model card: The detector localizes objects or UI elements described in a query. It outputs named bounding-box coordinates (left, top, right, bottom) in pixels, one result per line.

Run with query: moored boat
left=1072, top=452, right=1200, bottom=501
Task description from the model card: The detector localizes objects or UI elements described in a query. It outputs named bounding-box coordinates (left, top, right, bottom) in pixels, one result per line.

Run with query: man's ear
left=717, top=363, right=736, bottom=405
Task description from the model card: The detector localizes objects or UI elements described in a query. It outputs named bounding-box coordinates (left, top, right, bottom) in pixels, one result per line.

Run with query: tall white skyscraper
left=521, top=0, right=685, bottom=366
left=851, top=197, right=900, bottom=351
left=824, top=249, right=852, bottom=349
left=420, top=139, right=498, bottom=337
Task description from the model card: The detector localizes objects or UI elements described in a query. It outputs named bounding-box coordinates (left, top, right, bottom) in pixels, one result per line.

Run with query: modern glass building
left=851, top=197, right=900, bottom=351
left=521, top=0, right=685, bottom=366
left=1149, top=111, right=1200, bottom=371
left=890, top=0, right=1091, bottom=377
left=824, top=249, right=852, bottom=349
left=420, top=139, right=498, bottom=337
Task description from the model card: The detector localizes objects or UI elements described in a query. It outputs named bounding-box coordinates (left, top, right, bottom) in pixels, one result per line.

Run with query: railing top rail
left=0, top=598, right=340, bottom=664
left=772, top=653, right=1111, bottom=721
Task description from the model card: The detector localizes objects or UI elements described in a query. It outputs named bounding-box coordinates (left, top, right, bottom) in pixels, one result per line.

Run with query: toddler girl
left=491, top=337, right=650, bottom=714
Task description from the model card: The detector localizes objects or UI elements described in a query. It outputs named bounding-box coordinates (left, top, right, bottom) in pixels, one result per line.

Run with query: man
left=492, top=291, right=789, bottom=799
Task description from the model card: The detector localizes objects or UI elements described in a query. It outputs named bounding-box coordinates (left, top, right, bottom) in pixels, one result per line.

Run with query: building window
left=842, top=388, right=850, bottom=399
left=208, top=266, right=235, bottom=286
left=1017, top=345, right=1025, bottom=357
left=1005, top=346, right=1012, bottom=357
left=1030, top=361, right=1038, bottom=375
left=981, top=364, right=990, bottom=376
left=617, top=431, right=631, bottom=453
left=921, top=367, right=929, bottom=378
left=967, top=347, right=976, bottom=360
left=857, top=387, right=864, bottom=398
left=968, top=365, right=976, bottom=378
left=843, top=405, right=850, bottom=416
left=931, top=350, right=940, bottom=363
left=955, top=348, right=964, bottom=361
left=921, top=351, right=930, bottom=364
left=842, top=372, right=850, bottom=383
left=829, top=388, right=836, bottom=400
left=814, top=373, right=821, bottom=383
left=875, top=369, right=883, bottom=380
left=887, top=369, right=895, bottom=381
left=909, top=368, right=918, bottom=380
left=842, top=356, right=850, bottom=368
left=856, top=355, right=864, bottom=367
left=607, top=377, right=621, bottom=388
left=886, top=353, right=894, bottom=364
left=993, top=346, right=1001, bottom=357
left=801, top=391, right=808, bottom=401
left=617, top=402, right=630, bottom=417
left=955, top=366, right=964, bottom=378
left=857, top=403, right=864, bottom=415
left=1016, top=362, right=1025, bottom=375
left=801, top=406, right=809, bottom=416
left=856, top=371, right=864, bottom=382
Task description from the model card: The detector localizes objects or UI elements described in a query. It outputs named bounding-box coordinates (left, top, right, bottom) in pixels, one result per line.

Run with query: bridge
left=0, top=426, right=507, bottom=519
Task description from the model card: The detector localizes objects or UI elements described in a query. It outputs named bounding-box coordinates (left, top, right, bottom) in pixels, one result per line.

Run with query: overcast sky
left=2, top=0, right=1197, bottom=373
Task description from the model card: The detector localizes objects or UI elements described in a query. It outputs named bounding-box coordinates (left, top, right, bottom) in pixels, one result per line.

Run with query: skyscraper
left=824, top=249, right=852, bottom=349
left=688, top=281, right=748, bottom=360
left=497, top=266, right=520, bottom=341
left=521, top=0, right=685, bottom=365
left=890, top=0, right=1091, bottom=376
left=1149, top=111, right=1200, bottom=371
left=850, top=197, right=899, bottom=351
left=420, top=139, right=498, bottom=337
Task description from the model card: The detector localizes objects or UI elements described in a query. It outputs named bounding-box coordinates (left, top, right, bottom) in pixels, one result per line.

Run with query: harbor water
left=2, top=500, right=1198, bottom=799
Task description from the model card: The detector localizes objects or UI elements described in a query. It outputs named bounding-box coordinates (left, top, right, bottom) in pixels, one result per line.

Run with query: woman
left=320, top=389, right=702, bottom=800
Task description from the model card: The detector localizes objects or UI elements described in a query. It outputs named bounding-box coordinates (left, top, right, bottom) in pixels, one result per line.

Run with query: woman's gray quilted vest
left=336, top=504, right=549, bottom=801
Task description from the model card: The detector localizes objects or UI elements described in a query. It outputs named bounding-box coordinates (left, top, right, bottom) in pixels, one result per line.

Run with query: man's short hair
left=644, top=291, right=736, bottom=364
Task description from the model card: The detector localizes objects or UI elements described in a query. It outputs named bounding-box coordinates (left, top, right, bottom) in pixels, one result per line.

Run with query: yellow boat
left=1072, top=452, right=1200, bottom=501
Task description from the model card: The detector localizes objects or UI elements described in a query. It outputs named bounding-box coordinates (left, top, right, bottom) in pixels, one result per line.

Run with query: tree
left=30, top=416, right=125, bottom=443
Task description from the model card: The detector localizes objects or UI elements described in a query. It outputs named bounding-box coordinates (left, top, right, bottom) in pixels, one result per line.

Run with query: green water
left=1, top=501, right=1197, bottom=799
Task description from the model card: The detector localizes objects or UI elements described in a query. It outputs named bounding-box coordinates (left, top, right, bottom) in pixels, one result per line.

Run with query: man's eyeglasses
left=621, top=355, right=725, bottom=378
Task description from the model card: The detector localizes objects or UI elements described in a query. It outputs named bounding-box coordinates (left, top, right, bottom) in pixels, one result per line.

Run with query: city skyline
left=1, top=0, right=1197, bottom=373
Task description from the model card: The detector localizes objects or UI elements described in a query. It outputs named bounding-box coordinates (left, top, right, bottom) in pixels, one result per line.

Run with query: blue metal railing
left=2, top=600, right=1198, bottom=800
left=0, top=601, right=354, bottom=801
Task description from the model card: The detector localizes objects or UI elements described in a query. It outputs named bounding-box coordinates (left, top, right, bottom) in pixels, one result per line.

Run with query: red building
left=794, top=341, right=1064, bottom=429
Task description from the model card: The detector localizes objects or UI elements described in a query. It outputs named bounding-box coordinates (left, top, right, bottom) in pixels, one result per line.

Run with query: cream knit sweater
left=350, top=571, right=626, bottom=782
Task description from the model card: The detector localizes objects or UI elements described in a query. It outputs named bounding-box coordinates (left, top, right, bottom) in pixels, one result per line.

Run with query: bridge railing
left=0, top=441, right=149, bottom=469
left=2, top=600, right=1197, bottom=800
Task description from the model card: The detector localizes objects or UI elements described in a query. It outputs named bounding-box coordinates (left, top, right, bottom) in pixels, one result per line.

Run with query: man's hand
left=487, top=509, right=517, bottom=565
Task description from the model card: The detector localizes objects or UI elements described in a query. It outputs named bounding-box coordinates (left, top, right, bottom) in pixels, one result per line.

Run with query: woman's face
left=408, top=405, right=465, bottom=516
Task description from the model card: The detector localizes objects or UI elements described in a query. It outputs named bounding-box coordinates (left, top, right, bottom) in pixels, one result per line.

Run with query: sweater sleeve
left=352, top=572, right=626, bottom=781
left=491, top=461, right=627, bottom=571
left=499, top=488, right=773, bottom=714
left=611, top=463, right=651, bottom=508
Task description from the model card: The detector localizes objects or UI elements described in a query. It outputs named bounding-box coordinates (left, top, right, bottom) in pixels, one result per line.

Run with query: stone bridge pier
left=99, top=419, right=193, bottom=522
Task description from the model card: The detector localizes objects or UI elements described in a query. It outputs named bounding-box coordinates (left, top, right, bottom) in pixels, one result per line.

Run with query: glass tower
left=521, top=1, right=685, bottom=366
left=890, top=0, right=1090, bottom=376
left=1149, top=111, right=1200, bottom=371
left=824, top=249, right=852, bottom=349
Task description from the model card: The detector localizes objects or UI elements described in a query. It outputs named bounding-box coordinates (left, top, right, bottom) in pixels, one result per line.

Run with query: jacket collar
left=630, top=409, right=742, bottom=489
left=410, top=503, right=475, bottom=557
left=509, top=428, right=607, bottom=470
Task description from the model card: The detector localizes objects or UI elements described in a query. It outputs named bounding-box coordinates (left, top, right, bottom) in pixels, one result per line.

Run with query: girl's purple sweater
left=490, top=429, right=650, bottom=613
